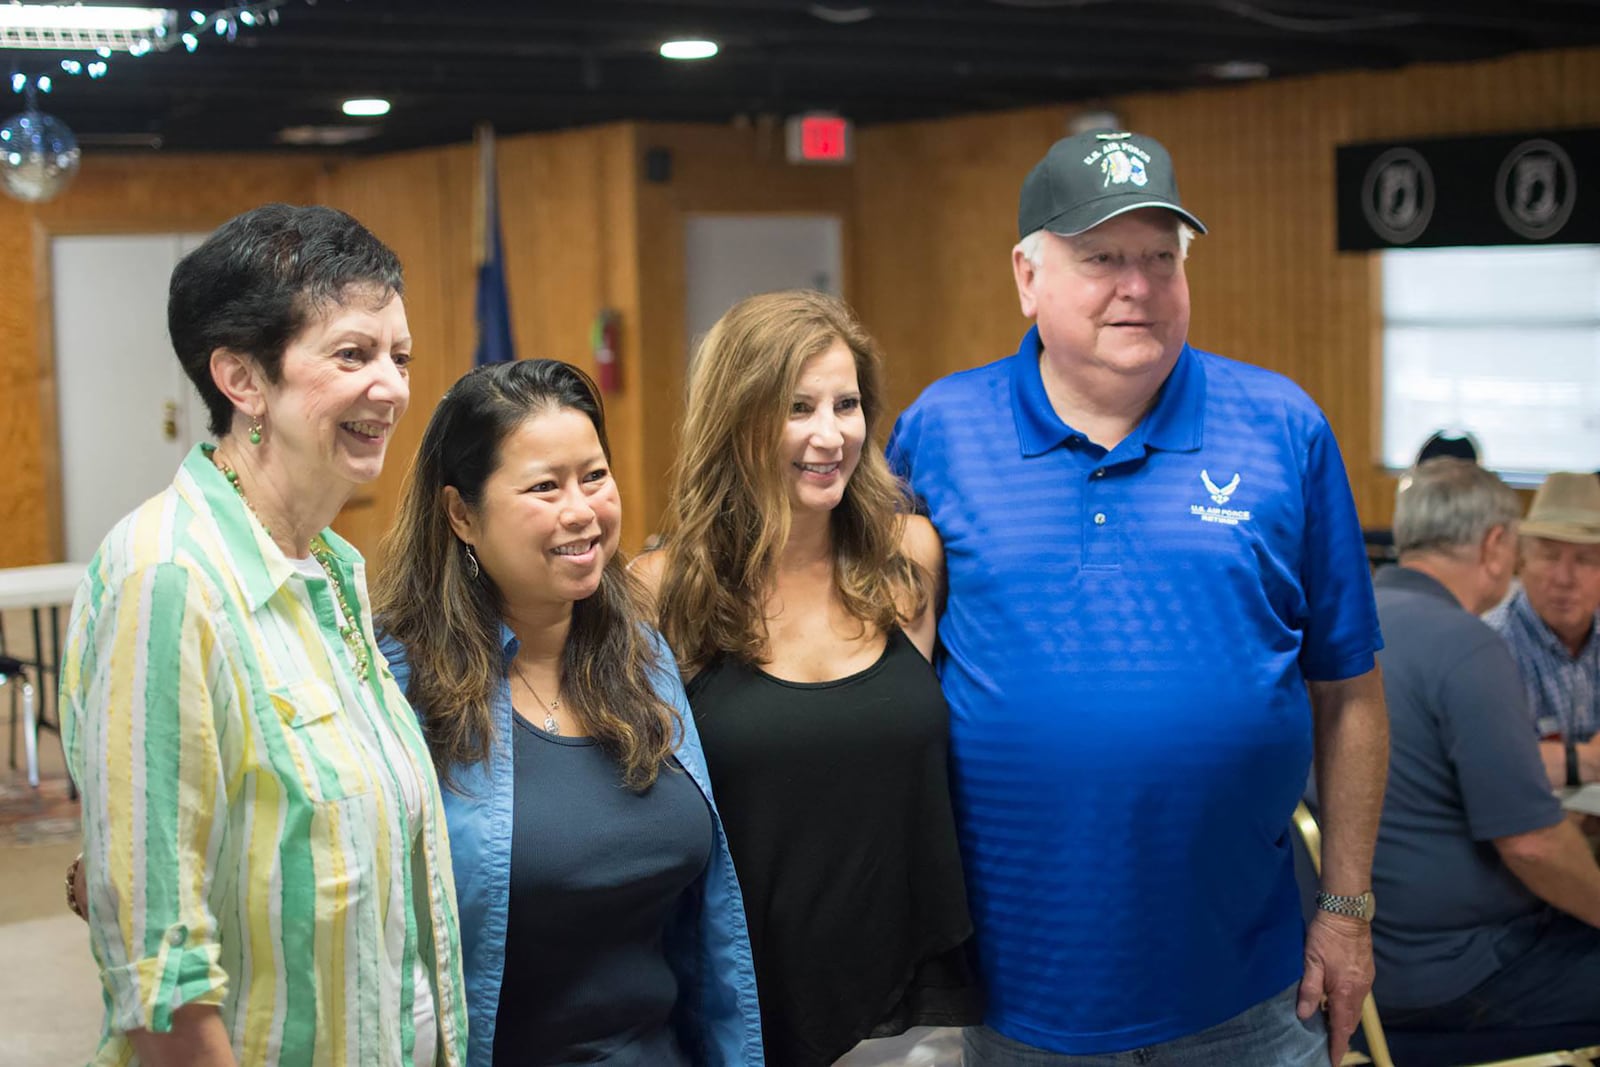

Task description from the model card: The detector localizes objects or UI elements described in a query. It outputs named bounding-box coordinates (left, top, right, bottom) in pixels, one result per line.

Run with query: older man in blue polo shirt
left=887, top=130, right=1389, bottom=1066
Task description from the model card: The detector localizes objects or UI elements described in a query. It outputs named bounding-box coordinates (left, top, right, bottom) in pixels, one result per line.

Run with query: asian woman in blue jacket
left=373, top=358, right=763, bottom=1066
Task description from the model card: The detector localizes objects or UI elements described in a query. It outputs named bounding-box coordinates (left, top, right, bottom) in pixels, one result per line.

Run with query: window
left=1381, top=245, right=1600, bottom=485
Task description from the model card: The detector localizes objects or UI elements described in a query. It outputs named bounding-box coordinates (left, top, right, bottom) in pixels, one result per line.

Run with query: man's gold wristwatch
left=1315, top=889, right=1376, bottom=922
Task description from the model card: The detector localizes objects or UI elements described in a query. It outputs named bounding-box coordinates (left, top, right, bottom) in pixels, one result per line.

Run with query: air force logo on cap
left=1017, top=128, right=1206, bottom=239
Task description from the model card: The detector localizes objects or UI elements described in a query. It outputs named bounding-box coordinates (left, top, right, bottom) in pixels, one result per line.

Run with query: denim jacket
left=378, top=626, right=764, bottom=1067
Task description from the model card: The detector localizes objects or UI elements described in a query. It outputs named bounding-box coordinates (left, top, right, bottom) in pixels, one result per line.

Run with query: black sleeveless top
left=686, top=629, right=982, bottom=1067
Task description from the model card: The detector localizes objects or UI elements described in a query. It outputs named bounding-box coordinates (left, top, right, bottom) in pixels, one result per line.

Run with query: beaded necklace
left=206, top=444, right=373, bottom=682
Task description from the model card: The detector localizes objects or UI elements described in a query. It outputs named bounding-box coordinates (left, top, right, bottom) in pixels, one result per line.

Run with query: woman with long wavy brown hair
left=636, top=290, right=982, bottom=1067
left=372, top=358, right=762, bottom=1067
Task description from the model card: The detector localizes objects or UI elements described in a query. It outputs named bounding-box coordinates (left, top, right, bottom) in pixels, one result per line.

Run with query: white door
left=52, top=233, right=211, bottom=562
left=684, top=214, right=843, bottom=365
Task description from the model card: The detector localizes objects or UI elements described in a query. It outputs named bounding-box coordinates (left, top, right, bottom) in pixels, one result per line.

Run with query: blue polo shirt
left=886, top=326, right=1382, bottom=1054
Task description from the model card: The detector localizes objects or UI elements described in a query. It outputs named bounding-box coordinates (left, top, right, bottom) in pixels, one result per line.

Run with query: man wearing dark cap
left=887, top=130, right=1388, bottom=1064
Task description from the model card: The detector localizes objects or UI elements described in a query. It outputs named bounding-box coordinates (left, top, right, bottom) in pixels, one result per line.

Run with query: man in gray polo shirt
left=1371, top=458, right=1600, bottom=1033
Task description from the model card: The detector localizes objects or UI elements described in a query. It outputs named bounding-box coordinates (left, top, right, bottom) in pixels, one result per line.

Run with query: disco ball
left=0, top=109, right=81, bottom=203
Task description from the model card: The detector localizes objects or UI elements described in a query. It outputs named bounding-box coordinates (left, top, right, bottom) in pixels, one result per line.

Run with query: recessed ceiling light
left=342, top=98, right=391, bottom=117
left=278, top=124, right=382, bottom=147
left=1209, top=60, right=1270, bottom=80
left=808, top=4, right=874, bottom=24
left=660, top=39, right=718, bottom=60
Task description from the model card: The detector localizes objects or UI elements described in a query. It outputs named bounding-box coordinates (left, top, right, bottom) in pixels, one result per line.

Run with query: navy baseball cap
left=1018, top=129, right=1207, bottom=240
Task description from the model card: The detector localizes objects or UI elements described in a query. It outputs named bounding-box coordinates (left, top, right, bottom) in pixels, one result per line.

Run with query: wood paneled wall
left=8, top=46, right=1597, bottom=568
left=0, top=154, right=328, bottom=567
left=317, top=127, right=645, bottom=557
left=317, top=121, right=855, bottom=560
left=631, top=122, right=858, bottom=540
left=853, top=47, right=1600, bottom=528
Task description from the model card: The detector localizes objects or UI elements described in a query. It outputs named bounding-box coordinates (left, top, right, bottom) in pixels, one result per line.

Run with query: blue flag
left=474, top=124, right=514, bottom=366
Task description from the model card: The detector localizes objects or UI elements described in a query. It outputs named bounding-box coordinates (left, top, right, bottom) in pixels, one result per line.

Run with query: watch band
left=1566, top=736, right=1582, bottom=789
left=1315, top=889, right=1374, bottom=921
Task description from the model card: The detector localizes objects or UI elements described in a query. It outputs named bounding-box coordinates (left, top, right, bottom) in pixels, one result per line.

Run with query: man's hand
left=1297, top=911, right=1373, bottom=1067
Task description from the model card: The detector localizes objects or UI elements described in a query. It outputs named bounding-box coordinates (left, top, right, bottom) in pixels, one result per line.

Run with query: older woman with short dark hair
left=61, top=203, right=467, bottom=1067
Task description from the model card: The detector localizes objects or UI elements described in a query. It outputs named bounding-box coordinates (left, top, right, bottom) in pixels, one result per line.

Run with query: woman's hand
left=129, top=1003, right=238, bottom=1067
left=899, top=515, right=945, bottom=661
left=67, top=852, right=87, bottom=921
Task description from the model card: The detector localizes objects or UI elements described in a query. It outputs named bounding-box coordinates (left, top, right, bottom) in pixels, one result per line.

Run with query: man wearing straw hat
left=1366, top=459, right=1600, bottom=1037
left=1487, top=472, right=1600, bottom=788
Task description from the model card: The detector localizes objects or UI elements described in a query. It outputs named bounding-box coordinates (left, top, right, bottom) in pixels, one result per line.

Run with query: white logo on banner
left=1361, top=147, right=1434, bottom=245
left=1496, top=138, right=1575, bottom=240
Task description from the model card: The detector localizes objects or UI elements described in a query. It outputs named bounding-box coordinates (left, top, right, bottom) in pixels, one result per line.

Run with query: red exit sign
left=785, top=113, right=853, bottom=164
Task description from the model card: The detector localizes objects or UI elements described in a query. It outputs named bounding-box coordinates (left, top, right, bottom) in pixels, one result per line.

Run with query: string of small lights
left=1, top=3, right=297, bottom=202
left=4, top=3, right=290, bottom=93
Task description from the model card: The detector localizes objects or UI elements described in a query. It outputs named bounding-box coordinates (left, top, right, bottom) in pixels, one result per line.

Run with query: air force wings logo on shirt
left=1192, top=470, right=1251, bottom=526
left=1201, top=470, right=1239, bottom=504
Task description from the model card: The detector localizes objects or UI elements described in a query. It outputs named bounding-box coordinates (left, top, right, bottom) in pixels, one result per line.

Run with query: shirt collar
left=1509, top=587, right=1600, bottom=660
left=178, top=443, right=368, bottom=613
left=1373, top=563, right=1463, bottom=607
left=178, top=443, right=296, bottom=612
left=1008, top=325, right=1206, bottom=458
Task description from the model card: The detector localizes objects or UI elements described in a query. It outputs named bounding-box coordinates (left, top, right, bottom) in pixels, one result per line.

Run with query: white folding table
left=0, top=563, right=87, bottom=788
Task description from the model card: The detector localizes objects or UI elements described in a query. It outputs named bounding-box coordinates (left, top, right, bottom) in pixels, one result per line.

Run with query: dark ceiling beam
left=9, top=0, right=1597, bottom=155
left=126, top=32, right=1408, bottom=85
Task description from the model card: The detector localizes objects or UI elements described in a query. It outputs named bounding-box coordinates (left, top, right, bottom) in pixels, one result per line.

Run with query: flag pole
left=472, top=121, right=493, bottom=268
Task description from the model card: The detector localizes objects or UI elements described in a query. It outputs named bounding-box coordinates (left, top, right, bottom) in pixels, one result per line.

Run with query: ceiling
left=5, top=0, right=1600, bottom=154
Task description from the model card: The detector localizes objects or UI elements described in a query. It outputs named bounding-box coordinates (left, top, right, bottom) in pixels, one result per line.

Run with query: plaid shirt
left=1485, top=587, right=1600, bottom=742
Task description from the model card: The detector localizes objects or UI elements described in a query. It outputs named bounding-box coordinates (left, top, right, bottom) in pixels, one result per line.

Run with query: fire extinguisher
left=592, top=309, right=621, bottom=393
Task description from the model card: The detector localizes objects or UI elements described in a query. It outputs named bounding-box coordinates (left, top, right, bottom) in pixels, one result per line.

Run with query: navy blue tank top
left=492, top=716, right=712, bottom=1066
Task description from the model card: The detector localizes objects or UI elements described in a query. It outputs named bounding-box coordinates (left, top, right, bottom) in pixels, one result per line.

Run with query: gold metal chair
left=1291, top=802, right=1600, bottom=1067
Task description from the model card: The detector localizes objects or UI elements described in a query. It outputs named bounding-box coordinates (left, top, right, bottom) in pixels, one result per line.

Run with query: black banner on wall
left=1336, top=128, right=1598, bottom=250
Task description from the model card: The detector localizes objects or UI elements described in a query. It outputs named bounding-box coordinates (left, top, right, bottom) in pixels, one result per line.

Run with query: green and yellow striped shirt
left=62, top=444, right=468, bottom=1067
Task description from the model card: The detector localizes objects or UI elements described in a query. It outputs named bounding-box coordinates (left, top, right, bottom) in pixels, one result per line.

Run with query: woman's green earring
left=248, top=417, right=262, bottom=445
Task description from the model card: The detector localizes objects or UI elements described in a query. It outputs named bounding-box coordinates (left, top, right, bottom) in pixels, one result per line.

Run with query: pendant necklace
left=511, top=659, right=561, bottom=735
left=206, top=444, right=372, bottom=681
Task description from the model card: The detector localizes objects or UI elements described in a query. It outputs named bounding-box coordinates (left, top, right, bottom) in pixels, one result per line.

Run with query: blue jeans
left=1382, top=911, right=1600, bottom=1031
left=961, top=984, right=1328, bottom=1066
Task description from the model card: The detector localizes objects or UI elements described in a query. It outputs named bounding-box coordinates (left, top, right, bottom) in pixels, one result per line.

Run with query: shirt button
left=1093, top=512, right=1107, bottom=525
left=168, top=927, right=186, bottom=947
left=1091, top=469, right=1106, bottom=480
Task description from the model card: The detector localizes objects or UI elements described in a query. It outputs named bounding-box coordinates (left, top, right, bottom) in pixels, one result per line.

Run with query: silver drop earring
left=464, top=543, right=481, bottom=581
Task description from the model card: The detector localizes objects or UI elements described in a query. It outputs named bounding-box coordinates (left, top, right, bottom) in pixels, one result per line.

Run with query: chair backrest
left=1290, top=802, right=1600, bottom=1067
